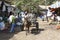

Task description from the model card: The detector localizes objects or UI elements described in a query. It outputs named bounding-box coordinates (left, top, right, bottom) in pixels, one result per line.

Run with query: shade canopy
left=50, top=1, right=60, bottom=8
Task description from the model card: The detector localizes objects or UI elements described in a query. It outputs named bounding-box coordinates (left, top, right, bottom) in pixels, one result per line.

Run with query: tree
left=3, top=0, right=57, bottom=11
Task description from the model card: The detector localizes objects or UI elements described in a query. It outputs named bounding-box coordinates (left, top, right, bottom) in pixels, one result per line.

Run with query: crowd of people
left=41, top=7, right=60, bottom=25
left=1, top=1, right=60, bottom=33
left=0, top=9, right=39, bottom=33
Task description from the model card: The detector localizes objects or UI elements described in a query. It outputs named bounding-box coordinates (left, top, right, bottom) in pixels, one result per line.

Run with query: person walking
left=47, top=7, right=52, bottom=22
left=8, top=12, right=16, bottom=32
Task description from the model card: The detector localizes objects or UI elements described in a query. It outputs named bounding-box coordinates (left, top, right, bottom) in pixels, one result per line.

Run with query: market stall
left=50, top=1, right=60, bottom=16
left=50, top=1, right=60, bottom=29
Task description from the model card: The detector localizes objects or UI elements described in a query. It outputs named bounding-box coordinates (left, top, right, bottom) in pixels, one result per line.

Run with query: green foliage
left=46, top=0, right=56, bottom=5
left=4, top=0, right=57, bottom=12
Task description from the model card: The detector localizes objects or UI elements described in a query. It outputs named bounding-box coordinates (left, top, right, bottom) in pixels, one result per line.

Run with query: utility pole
left=45, top=0, right=48, bottom=22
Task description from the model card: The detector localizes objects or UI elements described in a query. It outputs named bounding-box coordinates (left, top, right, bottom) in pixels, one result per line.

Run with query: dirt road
left=0, top=17, right=60, bottom=40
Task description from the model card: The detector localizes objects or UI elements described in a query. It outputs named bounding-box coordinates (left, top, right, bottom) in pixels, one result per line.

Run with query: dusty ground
left=0, top=17, right=60, bottom=40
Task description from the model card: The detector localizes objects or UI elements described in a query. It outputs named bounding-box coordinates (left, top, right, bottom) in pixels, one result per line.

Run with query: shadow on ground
left=0, top=26, right=21, bottom=40
left=31, top=28, right=45, bottom=35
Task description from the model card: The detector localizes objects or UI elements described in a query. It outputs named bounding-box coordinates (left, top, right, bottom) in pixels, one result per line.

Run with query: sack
left=0, top=22, right=5, bottom=30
